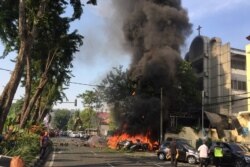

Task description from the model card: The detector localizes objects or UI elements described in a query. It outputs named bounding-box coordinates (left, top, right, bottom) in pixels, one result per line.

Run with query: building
left=96, top=112, right=110, bottom=136
left=186, top=35, right=249, bottom=140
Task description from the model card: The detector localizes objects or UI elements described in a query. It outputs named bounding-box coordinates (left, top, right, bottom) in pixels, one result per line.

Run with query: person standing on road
left=198, top=140, right=209, bottom=167
left=170, top=138, right=178, bottom=167
left=39, top=131, right=50, bottom=159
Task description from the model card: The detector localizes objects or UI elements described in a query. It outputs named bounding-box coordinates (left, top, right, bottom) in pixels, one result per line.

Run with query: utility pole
left=202, top=90, right=204, bottom=138
left=160, top=88, right=163, bottom=143
left=246, top=35, right=250, bottom=111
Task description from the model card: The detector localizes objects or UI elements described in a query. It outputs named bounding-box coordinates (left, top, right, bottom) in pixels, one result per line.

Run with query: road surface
left=43, top=137, right=202, bottom=167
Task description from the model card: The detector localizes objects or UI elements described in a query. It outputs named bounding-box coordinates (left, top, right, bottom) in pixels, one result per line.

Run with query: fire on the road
left=107, top=132, right=158, bottom=151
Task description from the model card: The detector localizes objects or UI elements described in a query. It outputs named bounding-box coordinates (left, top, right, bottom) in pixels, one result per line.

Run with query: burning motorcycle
left=116, top=140, right=133, bottom=150
left=129, top=139, right=149, bottom=152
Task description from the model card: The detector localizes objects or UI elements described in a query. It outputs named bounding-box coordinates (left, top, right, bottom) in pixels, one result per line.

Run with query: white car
left=69, top=132, right=79, bottom=138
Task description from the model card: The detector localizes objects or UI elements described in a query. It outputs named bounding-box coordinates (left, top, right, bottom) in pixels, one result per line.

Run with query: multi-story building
left=185, top=35, right=249, bottom=140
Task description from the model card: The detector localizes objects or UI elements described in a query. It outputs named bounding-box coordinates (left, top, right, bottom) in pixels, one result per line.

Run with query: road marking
left=48, top=150, right=62, bottom=167
left=48, top=151, right=56, bottom=167
left=106, top=162, right=115, bottom=167
left=91, top=151, right=97, bottom=156
left=154, top=163, right=163, bottom=167
left=124, top=153, right=132, bottom=156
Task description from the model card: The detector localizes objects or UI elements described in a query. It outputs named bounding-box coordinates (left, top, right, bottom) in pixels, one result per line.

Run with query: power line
left=1, top=61, right=250, bottom=103
left=203, top=95, right=250, bottom=107
left=208, top=91, right=249, bottom=100
left=0, top=67, right=12, bottom=72
left=0, top=68, right=102, bottom=87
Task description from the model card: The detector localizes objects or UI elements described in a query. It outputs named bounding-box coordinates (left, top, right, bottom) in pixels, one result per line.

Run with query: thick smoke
left=112, top=0, right=192, bottom=138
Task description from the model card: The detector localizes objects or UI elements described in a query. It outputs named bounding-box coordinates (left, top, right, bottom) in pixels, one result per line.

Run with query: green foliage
left=0, top=131, right=40, bottom=164
left=67, top=115, right=74, bottom=130
left=0, top=0, right=19, bottom=57
left=79, top=108, right=98, bottom=130
left=98, top=66, right=132, bottom=103
left=78, top=90, right=103, bottom=110
left=0, top=0, right=85, bottom=129
left=9, top=100, right=23, bottom=116
left=171, top=61, right=201, bottom=113
left=52, top=109, right=71, bottom=130
left=96, top=66, right=132, bottom=129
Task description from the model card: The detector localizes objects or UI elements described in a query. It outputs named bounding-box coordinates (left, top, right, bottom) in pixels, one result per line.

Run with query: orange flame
left=107, top=132, right=158, bottom=151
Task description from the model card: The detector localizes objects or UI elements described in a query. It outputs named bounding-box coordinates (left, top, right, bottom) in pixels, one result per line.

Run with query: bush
left=0, top=130, right=40, bottom=164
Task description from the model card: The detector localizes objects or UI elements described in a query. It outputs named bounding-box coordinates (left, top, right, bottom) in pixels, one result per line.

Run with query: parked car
left=69, top=131, right=79, bottom=138
left=165, top=137, right=192, bottom=145
left=157, top=141, right=199, bottom=164
left=209, top=142, right=250, bottom=167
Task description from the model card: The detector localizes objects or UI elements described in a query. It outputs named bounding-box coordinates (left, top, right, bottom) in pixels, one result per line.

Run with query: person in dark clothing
left=39, top=131, right=50, bottom=159
left=213, top=142, right=223, bottom=167
left=170, top=139, right=178, bottom=167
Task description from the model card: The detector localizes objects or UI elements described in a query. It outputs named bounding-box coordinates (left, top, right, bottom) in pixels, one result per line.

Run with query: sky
left=0, top=0, right=250, bottom=110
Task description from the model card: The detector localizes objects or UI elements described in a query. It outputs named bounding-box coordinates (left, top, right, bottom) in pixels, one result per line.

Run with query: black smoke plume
left=111, top=0, right=192, bottom=139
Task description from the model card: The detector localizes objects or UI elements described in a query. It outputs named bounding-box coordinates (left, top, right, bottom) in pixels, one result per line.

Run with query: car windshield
left=229, top=143, right=247, bottom=152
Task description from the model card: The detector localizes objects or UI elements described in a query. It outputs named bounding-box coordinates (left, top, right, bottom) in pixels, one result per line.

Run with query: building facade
left=186, top=36, right=248, bottom=116
left=185, top=36, right=250, bottom=140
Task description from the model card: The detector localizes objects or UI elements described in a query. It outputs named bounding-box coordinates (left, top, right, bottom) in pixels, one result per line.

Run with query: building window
left=231, top=61, right=245, bottom=70
left=231, top=80, right=246, bottom=91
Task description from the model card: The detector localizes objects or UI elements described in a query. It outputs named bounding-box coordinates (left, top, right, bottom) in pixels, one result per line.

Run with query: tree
left=78, top=89, right=104, bottom=132
left=97, top=66, right=134, bottom=132
left=96, top=62, right=200, bottom=138
left=79, top=108, right=98, bottom=130
left=0, top=0, right=48, bottom=133
left=98, top=66, right=132, bottom=103
left=34, top=83, right=67, bottom=123
left=0, top=0, right=89, bottom=132
left=171, top=61, right=201, bottom=113
left=52, top=109, right=71, bottom=130
left=78, top=90, right=103, bottom=111
left=19, top=1, right=84, bottom=128
left=67, top=110, right=82, bottom=131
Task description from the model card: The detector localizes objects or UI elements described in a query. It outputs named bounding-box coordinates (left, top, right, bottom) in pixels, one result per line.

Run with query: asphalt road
left=42, top=137, right=201, bottom=167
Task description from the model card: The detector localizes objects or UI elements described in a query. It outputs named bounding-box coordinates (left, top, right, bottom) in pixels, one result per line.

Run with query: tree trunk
left=20, top=47, right=57, bottom=128
left=0, top=0, right=48, bottom=133
left=31, top=95, right=41, bottom=125
left=0, top=44, right=27, bottom=133
left=37, top=104, right=50, bottom=123
left=19, top=74, right=48, bottom=128
left=21, top=54, right=31, bottom=119
left=0, top=0, right=29, bottom=134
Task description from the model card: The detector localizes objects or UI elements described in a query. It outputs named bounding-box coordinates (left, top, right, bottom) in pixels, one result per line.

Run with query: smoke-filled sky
left=0, top=0, right=250, bottom=109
